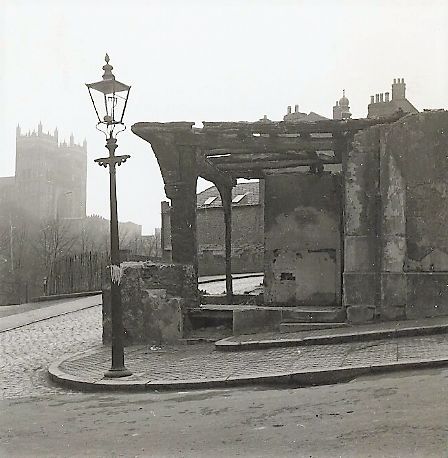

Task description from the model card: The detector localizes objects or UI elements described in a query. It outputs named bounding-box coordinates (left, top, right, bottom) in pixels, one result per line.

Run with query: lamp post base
left=104, top=367, right=132, bottom=378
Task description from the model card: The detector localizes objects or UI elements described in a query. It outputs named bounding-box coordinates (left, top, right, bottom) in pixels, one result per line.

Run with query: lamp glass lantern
left=86, top=54, right=131, bottom=138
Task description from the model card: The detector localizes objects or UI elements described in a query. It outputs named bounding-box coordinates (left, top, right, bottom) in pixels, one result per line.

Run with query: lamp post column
left=104, top=135, right=132, bottom=378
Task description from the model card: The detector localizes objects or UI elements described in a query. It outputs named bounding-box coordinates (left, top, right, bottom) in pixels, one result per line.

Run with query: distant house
left=283, top=104, right=328, bottom=123
left=368, top=78, right=418, bottom=119
left=161, top=181, right=264, bottom=275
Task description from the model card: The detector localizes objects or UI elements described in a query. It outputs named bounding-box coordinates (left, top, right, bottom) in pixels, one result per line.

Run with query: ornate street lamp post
left=86, top=54, right=132, bottom=378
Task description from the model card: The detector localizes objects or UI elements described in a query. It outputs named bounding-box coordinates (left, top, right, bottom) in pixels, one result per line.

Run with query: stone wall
left=264, top=172, right=342, bottom=306
left=344, top=111, right=448, bottom=322
left=103, top=261, right=198, bottom=345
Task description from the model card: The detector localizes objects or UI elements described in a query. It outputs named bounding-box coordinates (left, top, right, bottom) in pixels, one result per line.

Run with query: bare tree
left=32, top=218, right=78, bottom=288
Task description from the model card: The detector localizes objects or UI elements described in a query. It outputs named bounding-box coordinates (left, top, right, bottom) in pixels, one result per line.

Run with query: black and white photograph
left=0, top=1, right=447, bottom=456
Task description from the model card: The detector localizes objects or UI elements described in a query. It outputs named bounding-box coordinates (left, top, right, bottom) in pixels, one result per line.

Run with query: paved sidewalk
left=49, top=330, right=448, bottom=392
left=0, top=294, right=102, bottom=332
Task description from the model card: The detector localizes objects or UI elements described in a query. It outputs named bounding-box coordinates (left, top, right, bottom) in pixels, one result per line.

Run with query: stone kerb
left=102, top=261, right=198, bottom=345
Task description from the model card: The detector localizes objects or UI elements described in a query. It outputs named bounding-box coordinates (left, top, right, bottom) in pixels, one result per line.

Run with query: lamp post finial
left=102, top=53, right=114, bottom=80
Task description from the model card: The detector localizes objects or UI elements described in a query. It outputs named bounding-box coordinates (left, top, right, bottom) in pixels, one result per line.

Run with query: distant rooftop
left=197, top=182, right=260, bottom=208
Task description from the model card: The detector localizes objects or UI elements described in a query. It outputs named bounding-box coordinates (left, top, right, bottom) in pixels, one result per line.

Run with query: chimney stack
left=392, top=77, right=406, bottom=100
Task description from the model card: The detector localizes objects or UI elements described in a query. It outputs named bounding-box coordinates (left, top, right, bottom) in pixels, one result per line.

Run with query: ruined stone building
left=105, top=77, right=448, bottom=344
left=0, top=123, right=87, bottom=222
left=161, top=182, right=264, bottom=275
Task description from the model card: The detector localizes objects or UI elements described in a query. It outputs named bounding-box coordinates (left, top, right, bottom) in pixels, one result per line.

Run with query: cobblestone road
left=0, top=306, right=102, bottom=400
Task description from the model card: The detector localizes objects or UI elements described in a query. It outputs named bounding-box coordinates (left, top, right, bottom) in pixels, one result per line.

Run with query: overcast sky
left=1, top=0, right=447, bottom=234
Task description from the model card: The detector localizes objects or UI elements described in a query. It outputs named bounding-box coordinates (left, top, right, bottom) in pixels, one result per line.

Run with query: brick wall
left=162, top=201, right=264, bottom=275
left=197, top=205, right=264, bottom=275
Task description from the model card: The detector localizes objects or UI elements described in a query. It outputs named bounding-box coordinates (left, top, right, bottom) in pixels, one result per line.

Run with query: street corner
left=47, top=333, right=448, bottom=394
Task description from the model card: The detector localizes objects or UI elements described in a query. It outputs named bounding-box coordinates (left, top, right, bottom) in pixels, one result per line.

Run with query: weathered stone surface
left=344, top=235, right=377, bottom=272
left=233, top=308, right=282, bottom=335
left=379, top=150, right=406, bottom=238
left=386, top=112, right=448, bottom=268
left=345, top=127, right=380, bottom=237
left=406, top=273, right=448, bottom=319
left=135, top=261, right=198, bottom=300
left=344, top=112, right=448, bottom=322
left=103, top=261, right=198, bottom=345
left=382, top=236, right=406, bottom=272
left=379, top=305, right=406, bottom=321
left=381, top=273, right=406, bottom=307
left=264, top=172, right=341, bottom=306
left=343, top=127, right=381, bottom=318
left=343, top=273, right=379, bottom=307
left=346, top=305, right=375, bottom=324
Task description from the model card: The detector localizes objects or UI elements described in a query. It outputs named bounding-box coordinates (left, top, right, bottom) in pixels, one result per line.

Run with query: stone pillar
left=165, top=180, right=198, bottom=270
left=343, top=127, right=382, bottom=323
left=378, top=127, right=407, bottom=320
left=217, top=184, right=233, bottom=302
left=160, top=201, right=172, bottom=262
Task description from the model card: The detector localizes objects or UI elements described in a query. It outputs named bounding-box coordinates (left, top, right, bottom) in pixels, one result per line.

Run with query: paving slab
left=215, top=316, right=448, bottom=351
left=49, top=332, right=448, bottom=392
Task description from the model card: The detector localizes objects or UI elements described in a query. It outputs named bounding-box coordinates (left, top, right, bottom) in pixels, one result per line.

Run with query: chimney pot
left=294, top=104, right=299, bottom=113
left=287, top=105, right=292, bottom=114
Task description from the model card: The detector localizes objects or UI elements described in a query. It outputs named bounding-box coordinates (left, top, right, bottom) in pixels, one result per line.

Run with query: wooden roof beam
left=208, top=150, right=322, bottom=165
left=215, top=158, right=333, bottom=172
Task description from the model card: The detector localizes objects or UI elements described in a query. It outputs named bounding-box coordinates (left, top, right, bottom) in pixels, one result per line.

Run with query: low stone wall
left=103, top=261, right=198, bottom=345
